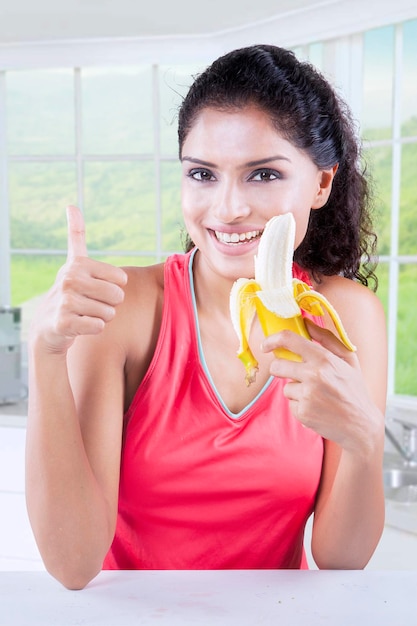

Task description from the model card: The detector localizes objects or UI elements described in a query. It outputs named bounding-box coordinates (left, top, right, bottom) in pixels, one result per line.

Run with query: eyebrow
left=181, top=155, right=291, bottom=167
left=181, top=156, right=216, bottom=167
left=245, top=155, right=291, bottom=166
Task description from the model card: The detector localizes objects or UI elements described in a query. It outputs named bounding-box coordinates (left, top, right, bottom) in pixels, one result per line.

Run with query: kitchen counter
left=0, top=569, right=415, bottom=625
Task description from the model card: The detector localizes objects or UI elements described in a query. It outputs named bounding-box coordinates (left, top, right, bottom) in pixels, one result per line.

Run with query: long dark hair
left=178, top=44, right=378, bottom=289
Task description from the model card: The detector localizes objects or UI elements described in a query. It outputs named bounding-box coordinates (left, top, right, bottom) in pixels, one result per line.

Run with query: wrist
left=342, top=407, right=385, bottom=462
left=29, top=325, right=73, bottom=359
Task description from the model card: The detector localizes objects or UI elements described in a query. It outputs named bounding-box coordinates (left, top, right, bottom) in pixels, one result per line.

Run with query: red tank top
left=103, top=250, right=324, bottom=570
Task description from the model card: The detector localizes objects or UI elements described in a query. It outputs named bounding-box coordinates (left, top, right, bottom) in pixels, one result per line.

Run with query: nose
left=212, top=179, right=251, bottom=223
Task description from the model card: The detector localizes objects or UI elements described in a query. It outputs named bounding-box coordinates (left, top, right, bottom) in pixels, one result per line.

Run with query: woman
left=26, top=45, right=387, bottom=589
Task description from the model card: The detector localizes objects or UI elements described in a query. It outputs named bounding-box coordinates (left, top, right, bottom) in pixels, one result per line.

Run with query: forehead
left=188, top=105, right=275, bottom=134
left=182, top=105, right=302, bottom=163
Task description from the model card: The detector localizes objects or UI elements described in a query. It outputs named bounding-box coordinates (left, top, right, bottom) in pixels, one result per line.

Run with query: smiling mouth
left=214, top=229, right=262, bottom=244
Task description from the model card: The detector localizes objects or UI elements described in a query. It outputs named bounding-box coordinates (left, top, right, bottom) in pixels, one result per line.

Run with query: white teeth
left=215, top=230, right=261, bottom=244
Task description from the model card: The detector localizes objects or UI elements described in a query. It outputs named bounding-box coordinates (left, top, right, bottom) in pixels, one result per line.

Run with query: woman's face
left=180, top=105, right=335, bottom=281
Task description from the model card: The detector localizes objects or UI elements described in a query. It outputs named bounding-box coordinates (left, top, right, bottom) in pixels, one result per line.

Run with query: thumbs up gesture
left=32, top=206, right=128, bottom=354
left=66, top=204, right=89, bottom=260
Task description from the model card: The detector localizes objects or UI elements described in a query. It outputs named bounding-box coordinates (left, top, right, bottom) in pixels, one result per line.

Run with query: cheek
left=181, top=182, right=210, bottom=222
left=181, top=179, right=200, bottom=206
left=180, top=188, right=204, bottom=241
left=293, top=212, right=312, bottom=248
left=180, top=182, right=194, bottom=215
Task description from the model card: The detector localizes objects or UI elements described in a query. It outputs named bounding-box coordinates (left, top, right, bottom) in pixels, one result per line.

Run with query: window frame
left=0, top=7, right=416, bottom=400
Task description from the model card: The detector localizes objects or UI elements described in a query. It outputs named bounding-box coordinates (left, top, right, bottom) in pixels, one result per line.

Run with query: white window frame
left=0, top=1, right=416, bottom=399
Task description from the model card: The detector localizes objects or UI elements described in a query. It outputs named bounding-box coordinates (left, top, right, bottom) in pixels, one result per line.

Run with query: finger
left=262, top=321, right=355, bottom=364
left=86, top=259, right=128, bottom=289
left=304, top=318, right=357, bottom=363
left=262, top=328, right=309, bottom=359
left=67, top=205, right=88, bottom=259
left=64, top=265, right=127, bottom=303
left=57, top=310, right=106, bottom=338
left=283, top=380, right=301, bottom=401
left=269, top=355, right=303, bottom=382
left=57, top=294, right=118, bottom=331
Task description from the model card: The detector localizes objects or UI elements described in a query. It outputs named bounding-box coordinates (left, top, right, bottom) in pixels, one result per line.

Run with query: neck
left=191, top=250, right=237, bottom=320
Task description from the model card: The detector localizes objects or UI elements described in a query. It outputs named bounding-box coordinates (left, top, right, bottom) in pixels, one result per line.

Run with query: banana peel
left=229, top=213, right=356, bottom=386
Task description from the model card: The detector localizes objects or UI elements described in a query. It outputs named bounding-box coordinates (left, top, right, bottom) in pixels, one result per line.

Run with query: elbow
left=311, top=543, right=374, bottom=570
left=44, top=556, right=102, bottom=590
left=50, top=566, right=100, bottom=591
left=314, top=556, right=366, bottom=570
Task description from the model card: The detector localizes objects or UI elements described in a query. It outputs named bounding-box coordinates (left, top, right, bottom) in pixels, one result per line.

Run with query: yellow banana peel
left=229, top=213, right=356, bottom=386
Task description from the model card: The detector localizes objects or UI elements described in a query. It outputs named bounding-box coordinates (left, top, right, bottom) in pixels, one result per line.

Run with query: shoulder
left=312, top=274, right=386, bottom=346
left=122, top=262, right=165, bottom=305
left=122, top=252, right=189, bottom=300
left=313, top=274, right=387, bottom=409
left=121, top=253, right=190, bottom=322
left=116, top=262, right=166, bottom=347
left=312, top=274, right=385, bottom=329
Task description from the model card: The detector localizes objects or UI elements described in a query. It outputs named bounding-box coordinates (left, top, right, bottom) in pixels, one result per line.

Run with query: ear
left=311, top=163, right=338, bottom=209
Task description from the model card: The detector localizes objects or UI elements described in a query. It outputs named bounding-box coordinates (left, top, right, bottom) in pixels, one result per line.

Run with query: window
left=360, top=20, right=417, bottom=396
left=0, top=18, right=416, bottom=399
left=4, top=64, right=203, bottom=307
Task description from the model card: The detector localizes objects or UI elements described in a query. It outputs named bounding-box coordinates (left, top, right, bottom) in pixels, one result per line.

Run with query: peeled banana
left=229, top=213, right=356, bottom=385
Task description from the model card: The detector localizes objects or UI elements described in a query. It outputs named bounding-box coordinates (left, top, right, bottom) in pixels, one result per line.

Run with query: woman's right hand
left=31, top=205, right=128, bottom=355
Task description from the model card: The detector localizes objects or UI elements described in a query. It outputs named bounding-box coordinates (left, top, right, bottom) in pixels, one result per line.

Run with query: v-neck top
left=103, top=250, right=324, bottom=570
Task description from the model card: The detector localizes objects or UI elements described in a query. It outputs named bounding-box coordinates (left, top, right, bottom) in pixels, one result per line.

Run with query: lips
left=214, top=229, right=262, bottom=244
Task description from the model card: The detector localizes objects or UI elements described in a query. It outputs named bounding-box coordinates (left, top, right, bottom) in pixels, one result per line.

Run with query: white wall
left=1, top=0, right=417, bottom=69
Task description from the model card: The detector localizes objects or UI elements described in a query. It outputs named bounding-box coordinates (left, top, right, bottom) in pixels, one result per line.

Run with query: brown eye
left=188, top=168, right=215, bottom=181
left=250, top=168, right=280, bottom=182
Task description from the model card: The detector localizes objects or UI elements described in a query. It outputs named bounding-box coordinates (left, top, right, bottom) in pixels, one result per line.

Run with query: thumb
left=66, top=205, right=88, bottom=259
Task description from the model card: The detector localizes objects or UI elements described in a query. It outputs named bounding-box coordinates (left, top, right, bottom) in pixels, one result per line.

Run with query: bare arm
left=262, top=278, right=387, bottom=568
left=26, top=206, right=128, bottom=589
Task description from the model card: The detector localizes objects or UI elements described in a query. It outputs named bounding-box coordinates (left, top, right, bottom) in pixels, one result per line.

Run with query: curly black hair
left=178, top=44, right=378, bottom=289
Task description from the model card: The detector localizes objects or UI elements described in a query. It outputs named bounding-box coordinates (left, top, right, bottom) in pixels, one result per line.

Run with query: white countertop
left=0, top=569, right=415, bottom=625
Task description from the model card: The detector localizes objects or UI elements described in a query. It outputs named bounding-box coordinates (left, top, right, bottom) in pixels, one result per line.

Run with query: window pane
left=82, top=67, right=153, bottom=154
left=396, top=264, right=417, bottom=395
left=292, top=46, right=306, bottom=60
left=83, top=161, right=156, bottom=251
left=399, top=143, right=417, bottom=255
left=93, top=255, right=158, bottom=267
left=362, top=26, right=394, bottom=141
left=6, top=70, right=75, bottom=155
left=11, top=254, right=65, bottom=306
left=308, top=43, right=324, bottom=71
left=375, top=261, right=388, bottom=316
left=364, top=146, right=392, bottom=256
left=402, top=20, right=417, bottom=137
left=159, top=64, right=205, bottom=156
left=161, top=161, right=183, bottom=252
left=9, top=162, right=77, bottom=249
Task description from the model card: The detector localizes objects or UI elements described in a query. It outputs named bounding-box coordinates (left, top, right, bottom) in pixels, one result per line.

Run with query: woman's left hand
left=262, top=317, right=381, bottom=456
